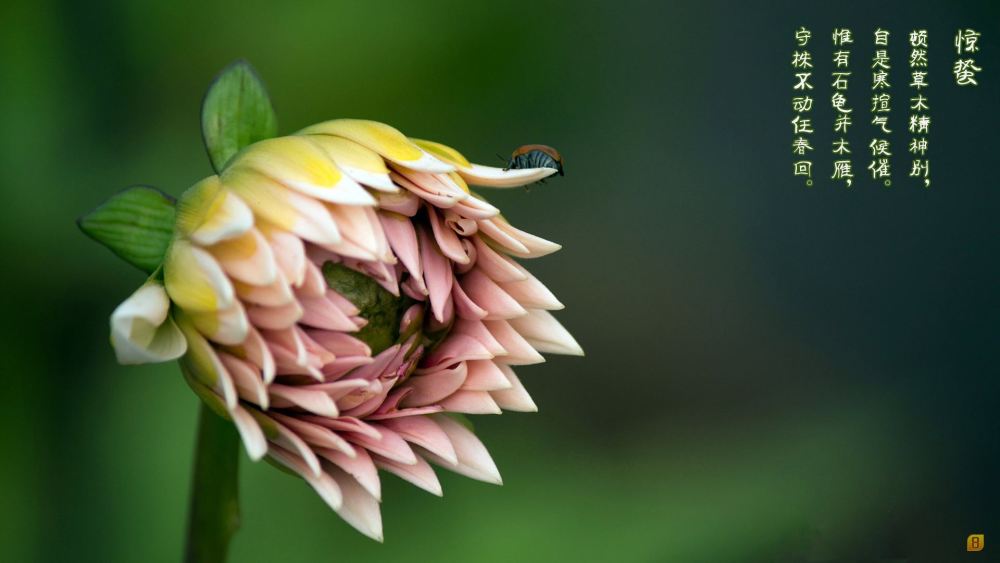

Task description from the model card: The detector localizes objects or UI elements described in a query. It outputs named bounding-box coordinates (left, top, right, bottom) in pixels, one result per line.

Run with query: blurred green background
left=1, top=1, right=997, bottom=561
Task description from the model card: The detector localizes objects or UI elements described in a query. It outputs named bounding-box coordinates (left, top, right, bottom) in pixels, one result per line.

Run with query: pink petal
left=375, top=454, right=442, bottom=496
left=444, top=209, right=477, bottom=236
left=451, top=281, right=487, bottom=320
left=218, top=352, right=269, bottom=408
left=263, top=327, right=327, bottom=378
left=223, top=325, right=276, bottom=383
left=326, top=289, right=361, bottom=316
left=376, top=188, right=420, bottom=216
left=451, top=319, right=507, bottom=357
left=491, top=218, right=561, bottom=258
left=328, top=204, right=389, bottom=261
left=322, top=356, right=375, bottom=381
left=341, top=379, right=400, bottom=419
left=345, top=424, right=417, bottom=465
left=378, top=415, right=458, bottom=464
left=399, top=303, right=423, bottom=334
left=380, top=212, right=426, bottom=293
left=299, top=379, right=371, bottom=402
left=262, top=326, right=306, bottom=364
left=342, top=259, right=399, bottom=297
left=463, top=360, right=513, bottom=392
left=400, top=362, right=468, bottom=407
left=336, top=380, right=384, bottom=411
left=472, top=236, right=528, bottom=282
left=309, top=416, right=381, bottom=441
left=324, top=464, right=383, bottom=541
left=417, top=225, right=454, bottom=322
left=261, top=225, right=307, bottom=287
left=365, top=406, right=443, bottom=420
left=270, top=412, right=352, bottom=453
left=298, top=291, right=362, bottom=331
left=427, top=205, right=470, bottom=264
left=450, top=194, right=501, bottom=220
left=508, top=309, right=584, bottom=356
left=476, top=218, right=529, bottom=255
left=317, top=447, right=381, bottom=501
left=298, top=327, right=336, bottom=365
left=421, top=334, right=493, bottom=368
left=230, top=404, right=268, bottom=461
left=268, top=445, right=342, bottom=510
left=371, top=387, right=410, bottom=414
left=391, top=170, right=465, bottom=208
left=425, top=414, right=502, bottom=484
left=401, top=276, right=428, bottom=300
left=460, top=269, right=527, bottom=320
left=439, top=390, right=501, bottom=414
left=490, top=365, right=537, bottom=412
left=500, top=274, right=564, bottom=310
left=247, top=300, right=303, bottom=331
left=344, top=343, right=401, bottom=382
left=270, top=347, right=323, bottom=379
left=258, top=414, right=323, bottom=477
left=268, top=384, right=339, bottom=416
left=305, top=329, right=371, bottom=357
left=296, top=260, right=327, bottom=297
left=484, top=320, right=545, bottom=365
left=234, top=272, right=295, bottom=307
left=454, top=239, right=477, bottom=274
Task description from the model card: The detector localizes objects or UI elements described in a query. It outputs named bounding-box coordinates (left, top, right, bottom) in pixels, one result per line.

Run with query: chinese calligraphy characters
left=790, top=27, right=983, bottom=188
left=868, top=28, right=892, bottom=186
left=831, top=28, right=854, bottom=187
left=909, top=30, right=931, bottom=187
left=792, top=26, right=814, bottom=185
left=954, top=29, right=982, bottom=86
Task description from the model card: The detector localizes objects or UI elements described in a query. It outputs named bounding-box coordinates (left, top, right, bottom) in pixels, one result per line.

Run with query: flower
left=110, top=118, right=582, bottom=541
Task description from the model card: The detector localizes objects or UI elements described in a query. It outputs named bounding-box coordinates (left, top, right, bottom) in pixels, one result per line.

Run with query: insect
left=505, top=144, right=564, bottom=177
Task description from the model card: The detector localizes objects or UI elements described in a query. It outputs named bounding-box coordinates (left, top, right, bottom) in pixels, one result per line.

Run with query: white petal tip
left=460, top=164, right=557, bottom=188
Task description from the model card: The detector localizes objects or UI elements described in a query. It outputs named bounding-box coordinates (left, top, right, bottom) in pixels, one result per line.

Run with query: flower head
left=108, top=117, right=581, bottom=540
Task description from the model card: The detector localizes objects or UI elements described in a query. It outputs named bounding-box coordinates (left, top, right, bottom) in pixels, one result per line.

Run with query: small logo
left=967, top=533, right=984, bottom=552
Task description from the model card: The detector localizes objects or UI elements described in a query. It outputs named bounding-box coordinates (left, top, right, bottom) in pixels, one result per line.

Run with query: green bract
left=79, top=60, right=278, bottom=274
left=77, top=186, right=176, bottom=273
left=201, top=60, right=278, bottom=172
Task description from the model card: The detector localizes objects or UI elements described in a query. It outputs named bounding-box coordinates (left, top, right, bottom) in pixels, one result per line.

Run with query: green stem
left=184, top=402, right=241, bottom=563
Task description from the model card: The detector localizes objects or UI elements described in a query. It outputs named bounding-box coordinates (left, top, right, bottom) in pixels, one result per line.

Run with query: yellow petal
left=223, top=168, right=342, bottom=245
left=412, top=138, right=472, bottom=169
left=164, top=239, right=235, bottom=312
left=448, top=172, right=471, bottom=194
left=175, top=311, right=239, bottom=410
left=189, top=300, right=250, bottom=346
left=176, top=176, right=253, bottom=245
left=306, top=135, right=397, bottom=192
left=209, top=227, right=278, bottom=286
left=299, top=119, right=453, bottom=173
left=227, top=136, right=375, bottom=206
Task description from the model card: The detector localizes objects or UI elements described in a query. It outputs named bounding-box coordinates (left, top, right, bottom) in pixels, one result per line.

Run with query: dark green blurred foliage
left=1, top=1, right=997, bottom=562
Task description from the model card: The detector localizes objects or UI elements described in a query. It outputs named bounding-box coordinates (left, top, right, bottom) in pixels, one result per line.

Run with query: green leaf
left=201, top=60, right=278, bottom=172
left=77, top=186, right=176, bottom=273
